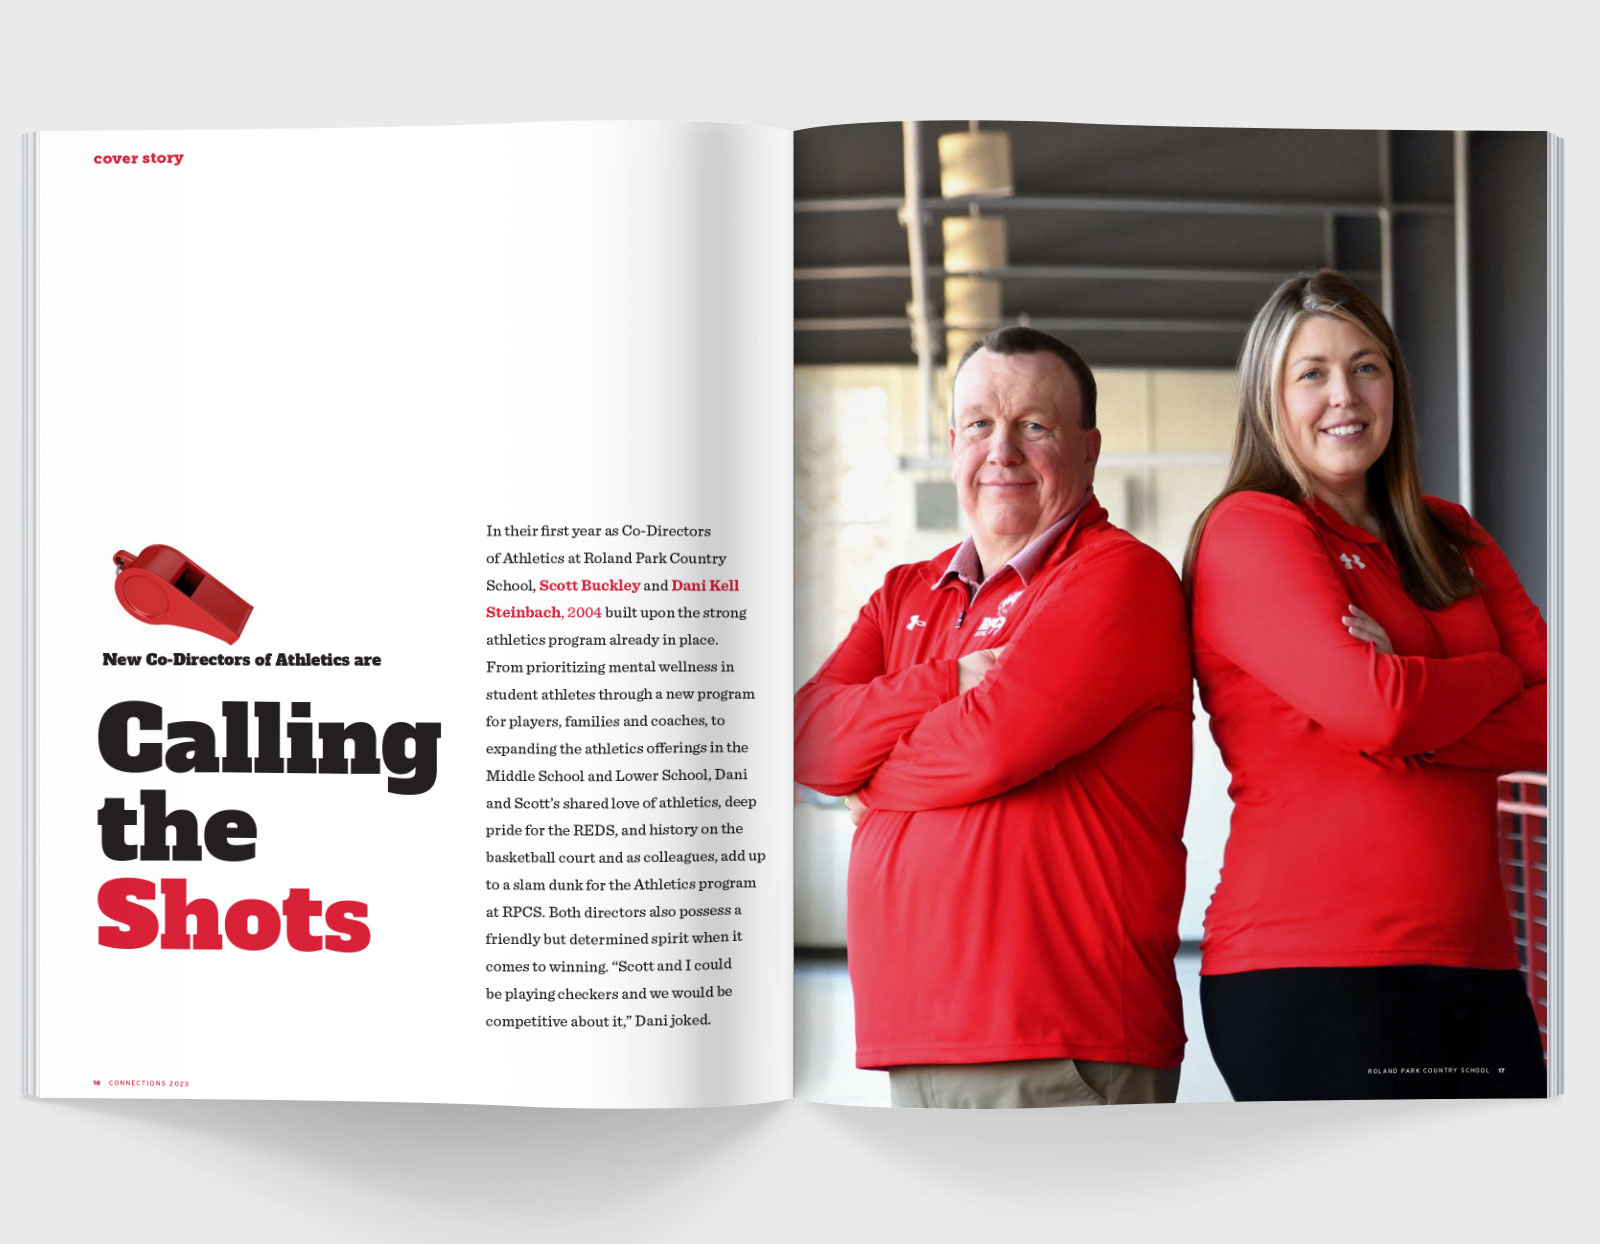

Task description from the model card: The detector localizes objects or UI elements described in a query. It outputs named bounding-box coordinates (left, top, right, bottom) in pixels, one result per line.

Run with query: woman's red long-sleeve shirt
left=795, top=501, right=1192, bottom=1069
left=1190, top=491, right=1546, bottom=976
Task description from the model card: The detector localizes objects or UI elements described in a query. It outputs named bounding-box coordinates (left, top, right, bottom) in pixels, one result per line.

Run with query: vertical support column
left=1377, top=130, right=1395, bottom=324
left=1454, top=129, right=1474, bottom=511
left=900, top=120, right=937, bottom=458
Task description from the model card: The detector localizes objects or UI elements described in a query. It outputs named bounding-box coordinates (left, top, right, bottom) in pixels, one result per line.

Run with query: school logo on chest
left=973, top=590, right=1024, bottom=641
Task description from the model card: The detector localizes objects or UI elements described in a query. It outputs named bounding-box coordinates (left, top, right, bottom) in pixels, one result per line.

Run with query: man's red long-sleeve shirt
left=795, top=500, right=1192, bottom=1069
left=1190, top=492, right=1546, bottom=976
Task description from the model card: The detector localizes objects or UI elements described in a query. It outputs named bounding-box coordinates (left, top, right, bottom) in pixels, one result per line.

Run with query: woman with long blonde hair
left=1186, top=269, right=1546, bottom=1100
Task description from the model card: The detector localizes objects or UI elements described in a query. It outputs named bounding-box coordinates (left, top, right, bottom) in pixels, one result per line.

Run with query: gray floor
left=795, top=946, right=1229, bottom=1107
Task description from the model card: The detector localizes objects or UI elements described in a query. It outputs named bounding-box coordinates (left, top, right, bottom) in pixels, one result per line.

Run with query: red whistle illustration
left=112, top=544, right=253, bottom=644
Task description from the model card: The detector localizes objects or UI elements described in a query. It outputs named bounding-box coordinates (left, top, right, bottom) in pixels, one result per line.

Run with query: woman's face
left=1278, top=315, right=1394, bottom=501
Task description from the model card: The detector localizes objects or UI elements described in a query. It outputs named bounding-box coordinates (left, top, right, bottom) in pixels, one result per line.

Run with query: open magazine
left=21, top=120, right=1560, bottom=1109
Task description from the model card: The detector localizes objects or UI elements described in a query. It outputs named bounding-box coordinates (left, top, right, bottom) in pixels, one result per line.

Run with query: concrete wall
left=1470, top=132, right=1550, bottom=612
left=1386, top=130, right=1549, bottom=611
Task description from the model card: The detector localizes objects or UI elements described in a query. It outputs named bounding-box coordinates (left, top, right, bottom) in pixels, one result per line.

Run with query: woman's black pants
left=1200, top=965, right=1547, bottom=1100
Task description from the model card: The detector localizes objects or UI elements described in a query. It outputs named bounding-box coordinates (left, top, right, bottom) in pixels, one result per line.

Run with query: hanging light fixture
left=942, top=214, right=1007, bottom=273
left=940, top=123, right=1013, bottom=363
left=943, top=276, right=1003, bottom=330
left=937, top=125, right=1014, bottom=199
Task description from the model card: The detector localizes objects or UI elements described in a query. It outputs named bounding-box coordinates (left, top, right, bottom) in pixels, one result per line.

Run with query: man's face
left=950, top=349, right=1101, bottom=549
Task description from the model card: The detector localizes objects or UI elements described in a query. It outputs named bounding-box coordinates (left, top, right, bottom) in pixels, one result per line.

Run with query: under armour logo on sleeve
left=1339, top=553, right=1367, bottom=570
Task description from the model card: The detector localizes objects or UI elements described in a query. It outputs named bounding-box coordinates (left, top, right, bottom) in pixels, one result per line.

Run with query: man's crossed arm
left=796, top=539, right=1191, bottom=815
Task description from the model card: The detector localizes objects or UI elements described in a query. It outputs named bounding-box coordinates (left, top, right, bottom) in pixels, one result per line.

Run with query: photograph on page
left=792, top=120, right=1555, bottom=1108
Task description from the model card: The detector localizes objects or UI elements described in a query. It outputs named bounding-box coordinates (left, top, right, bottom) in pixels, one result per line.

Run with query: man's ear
left=1084, top=426, right=1102, bottom=470
left=948, top=422, right=957, bottom=456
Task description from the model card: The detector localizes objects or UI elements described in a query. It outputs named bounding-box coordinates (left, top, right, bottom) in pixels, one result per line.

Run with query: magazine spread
left=23, top=118, right=1558, bottom=1109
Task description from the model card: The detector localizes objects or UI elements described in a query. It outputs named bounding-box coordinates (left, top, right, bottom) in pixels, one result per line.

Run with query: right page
left=792, top=120, right=1555, bottom=1107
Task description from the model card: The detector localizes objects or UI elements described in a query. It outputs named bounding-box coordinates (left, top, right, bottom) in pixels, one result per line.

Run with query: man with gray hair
left=795, top=326, right=1192, bottom=1108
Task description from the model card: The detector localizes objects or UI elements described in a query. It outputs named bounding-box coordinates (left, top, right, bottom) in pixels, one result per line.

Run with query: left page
left=26, top=121, right=793, bottom=1107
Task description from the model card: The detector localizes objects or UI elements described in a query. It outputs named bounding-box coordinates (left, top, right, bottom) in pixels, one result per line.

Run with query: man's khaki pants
left=888, top=1057, right=1180, bottom=1108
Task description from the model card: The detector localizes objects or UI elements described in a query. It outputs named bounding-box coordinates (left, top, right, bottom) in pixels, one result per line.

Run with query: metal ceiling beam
left=796, top=192, right=1454, bottom=218
left=897, top=450, right=1230, bottom=472
left=796, top=315, right=1252, bottom=334
left=795, top=263, right=1383, bottom=283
